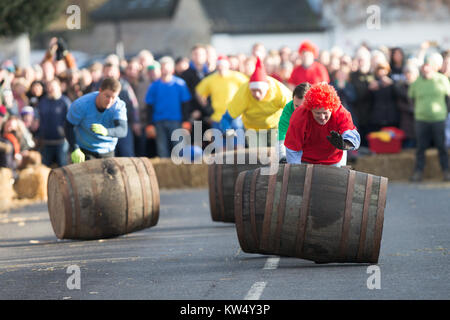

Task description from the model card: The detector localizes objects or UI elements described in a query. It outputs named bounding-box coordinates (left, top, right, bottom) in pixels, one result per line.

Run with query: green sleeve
left=278, top=100, right=294, bottom=141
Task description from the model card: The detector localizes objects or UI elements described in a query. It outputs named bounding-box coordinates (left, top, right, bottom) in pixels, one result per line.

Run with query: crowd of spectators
left=1, top=37, right=449, bottom=180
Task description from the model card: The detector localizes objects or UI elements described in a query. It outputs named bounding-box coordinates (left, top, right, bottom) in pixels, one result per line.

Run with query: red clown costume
left=284, top=82, right=360, bottom=166
left=288, top=40, right=330, bottom=86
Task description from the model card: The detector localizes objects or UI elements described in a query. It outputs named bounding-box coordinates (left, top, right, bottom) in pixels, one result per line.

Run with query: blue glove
left=219, top=111, right=234, bottom=134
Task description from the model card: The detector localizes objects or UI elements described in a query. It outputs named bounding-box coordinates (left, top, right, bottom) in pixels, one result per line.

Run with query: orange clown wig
left=302, top=82, right=341, bottom=113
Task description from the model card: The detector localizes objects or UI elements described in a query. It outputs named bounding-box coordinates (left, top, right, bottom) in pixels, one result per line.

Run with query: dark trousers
left=41, top=141, right=68, bottom=167
left=80, top=148, right=115, bottom=160
left=414, top=120, right=449, bottom=172
left=155, top=120, right=182, bottom=158
left=115, top=127, right=135, bottom=157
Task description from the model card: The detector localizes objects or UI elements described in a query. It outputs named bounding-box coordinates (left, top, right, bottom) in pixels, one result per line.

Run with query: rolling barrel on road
left=234, top=164, right=388, bottom=263
left=47, top=157, right=160, bottom=240
left=208, top=147, right=274, bottom=223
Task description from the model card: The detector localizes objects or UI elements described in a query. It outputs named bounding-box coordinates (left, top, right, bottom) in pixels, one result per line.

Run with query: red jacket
left=288, top=61, right=330, bottom=86
left=284, top=104, right=356, bottom=165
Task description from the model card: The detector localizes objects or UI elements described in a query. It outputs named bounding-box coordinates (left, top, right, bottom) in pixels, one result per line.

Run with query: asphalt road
left=0, top=182, right=449, bottom=300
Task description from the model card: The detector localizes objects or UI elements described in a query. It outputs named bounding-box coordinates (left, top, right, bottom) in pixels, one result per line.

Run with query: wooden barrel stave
left=235, top=164, right=388, bottom=263
left=209, top=147, right=273, bottom=223
left=47, top=157, right=159, bottom=240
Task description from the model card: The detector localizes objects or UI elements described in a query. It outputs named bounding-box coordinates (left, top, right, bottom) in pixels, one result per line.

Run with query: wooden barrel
left=47, top=157, right=160, bottom=240
left=208, top=147, right=274, bottom=222
left=234, top=164, right=388, bottom=263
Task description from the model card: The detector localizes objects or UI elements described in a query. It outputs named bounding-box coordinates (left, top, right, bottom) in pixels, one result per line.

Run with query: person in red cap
left=219, top=56, right=292, bottom=146
left=288, top=40, right=330, bottom=89
left=284, top=82, right=360, bottom=166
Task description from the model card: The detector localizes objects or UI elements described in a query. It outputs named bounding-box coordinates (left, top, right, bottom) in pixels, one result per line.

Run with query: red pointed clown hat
left=249, top=57, right=269, bottom=92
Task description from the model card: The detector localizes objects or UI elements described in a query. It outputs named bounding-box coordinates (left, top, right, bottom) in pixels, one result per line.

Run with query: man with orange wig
left=284, top=82, right=360, bottom=166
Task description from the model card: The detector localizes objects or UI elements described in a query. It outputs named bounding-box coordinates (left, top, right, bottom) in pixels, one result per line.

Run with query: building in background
left=1, top=0, right=449, bottom=62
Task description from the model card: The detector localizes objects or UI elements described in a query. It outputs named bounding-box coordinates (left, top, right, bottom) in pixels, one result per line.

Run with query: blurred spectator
left=22, top=66, right=36, bottom=85
left=145, top=56, right=191, bottom=158
left=33, top=64, right=44, bottom=82
left=370, top=49, right=388, bottom=71
left=205, top=44, right=218, bottom=73
left=350, top=48, right=374, bottom=147
left=137, top=61, right=161, bottom=157
left=331, top=66, right=357, bottom=126
left=1, top=68, right=11, bottom=97
left=341, top=54, right=353, bottom=69
left=41, top=60, right=55, bottom=83
left=444, top=51, right=450, bottom=148
left=330, top=46, right=344, bottom=60
left=272, top=61, right=293, bottom=86
left=389, top=47, right=406, bottom=82
left=408, top=54, right=450, bottom=182
left=27, top=80, right=46, bottom=108
left=237, top=53, right=247, bottom=72
left=319, top=50, right=331, bottom=69
left=63, top=69, right=83, bottom=101
left=20, top=106, right=39, bottom=137
left=1, top=115, right=34, bottom=170
left=1, top=60, right=15, bottom=76
left=119, top=58, right=128, bottom=74
left=395, top=64, right=419, bottom=149
left=288, top=40, right=330, bottom=88
left=264, top=54, right=279, bottom=79
left=98, top=62, right=139, bottom=157
left=368, top=62, right=399, bottom=132
left=2, top=88, right=19, bottom=116
left=328, top=55, right=341, bottom=81
left=85, top=62, right=103, bottom=92
left=36, top=78, right=70, bottom=167
left=242, top=56, right=256, bottom=77
left=440, top=50, right=450, bottom=78
left=0, top=105, right=15, bottom=170
left=79, top=68, right=93, bottom=94
left=175, top=57, right=190, bottom=77
left=41, top=37, right=77, bottom=77
left=104, top=54, right=120, bottom=67
left=252, top=42, right=267, bottom=60
left=180, top=44, right=212, bottom=134
left=124, top=58, right=154, bottom=157
left=137, top=49, right=154, bottom=72
left=124, top=58, right=142, bottom=89
left=195, top=55, right=248, bottom=149
left=279, top=46, right=292, bottom=64
left=148, top=61, right=161, bottom=82
left=228, top=55, right=240, bottom=72
left=11, top=77, right=29, bottom=113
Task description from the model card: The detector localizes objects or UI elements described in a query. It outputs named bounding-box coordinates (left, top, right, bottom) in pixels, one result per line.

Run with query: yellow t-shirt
left=195, top=70, right=249, bottom=122
left=228, top=76, right=293, bottom=130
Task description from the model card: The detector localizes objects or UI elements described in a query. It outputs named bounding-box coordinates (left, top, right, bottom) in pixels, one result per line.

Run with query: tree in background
left=0, top=0, right=65, bottom=37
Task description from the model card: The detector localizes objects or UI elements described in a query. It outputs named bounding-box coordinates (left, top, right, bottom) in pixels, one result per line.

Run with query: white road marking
left=244, top=281, right=267, bottom=300
left=243, top=257, right=279, bottom=299
left=263, top=257, right=280, bottom=270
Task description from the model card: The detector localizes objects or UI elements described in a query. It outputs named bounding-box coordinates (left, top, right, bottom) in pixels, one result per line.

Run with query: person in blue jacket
left=65, top=77, right=128, bottom=163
